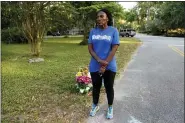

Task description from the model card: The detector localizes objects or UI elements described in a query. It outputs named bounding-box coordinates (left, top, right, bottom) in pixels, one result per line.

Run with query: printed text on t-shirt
left=92, top=35, right=111, bottom=41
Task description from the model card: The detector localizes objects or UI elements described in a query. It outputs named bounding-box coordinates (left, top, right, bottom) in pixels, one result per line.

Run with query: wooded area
left=2, top=1, right=185, bottom=56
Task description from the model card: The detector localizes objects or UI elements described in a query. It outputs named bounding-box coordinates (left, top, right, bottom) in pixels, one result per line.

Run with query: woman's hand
left=98, top=59, right=108, bottom=66
left=99, top=66, right=106, bottom=74
left=98, top=59, right=108, bottom=74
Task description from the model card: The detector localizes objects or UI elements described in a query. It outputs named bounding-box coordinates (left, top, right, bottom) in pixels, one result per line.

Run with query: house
left=67, top=27, right=84, bottom=35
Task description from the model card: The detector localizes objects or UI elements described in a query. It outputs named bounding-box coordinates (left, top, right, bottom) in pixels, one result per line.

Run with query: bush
left=145, top=20, right=164, bottom=35
left=138, top=24, right=146, bottom=33
left=166, top=28, right=185, bottom=37
left=1, top=27, right=28, bottom=44
left=64, top=35, right=69, bottom=38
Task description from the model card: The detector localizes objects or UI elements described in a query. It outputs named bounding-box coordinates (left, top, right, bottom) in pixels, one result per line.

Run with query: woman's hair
left=97, top=8, right=113, bottom=26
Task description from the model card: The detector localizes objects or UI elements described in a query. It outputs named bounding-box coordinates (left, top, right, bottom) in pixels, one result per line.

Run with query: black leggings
left=90, top=70, right=116, bottom=105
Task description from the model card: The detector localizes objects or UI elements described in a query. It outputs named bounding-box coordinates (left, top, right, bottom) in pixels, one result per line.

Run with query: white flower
left=88, top=83, right=93, bottom=87
left=80, top=89, right=85, bottom=93
left=75, top=83, right=79, bottom=89
left=87, top=72, right=91, bottom=78
left=86, top=87, right=90, bottom=91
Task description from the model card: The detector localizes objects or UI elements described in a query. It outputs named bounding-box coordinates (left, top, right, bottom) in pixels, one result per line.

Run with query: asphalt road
left=86, top=34, right=184, bottom=123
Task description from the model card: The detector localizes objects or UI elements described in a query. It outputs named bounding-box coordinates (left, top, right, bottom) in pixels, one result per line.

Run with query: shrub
left=64, top=35, right=69, bottom=38
left=1, top=27, right=28, bottom=44
left=166, top=28, right=185, bottom=37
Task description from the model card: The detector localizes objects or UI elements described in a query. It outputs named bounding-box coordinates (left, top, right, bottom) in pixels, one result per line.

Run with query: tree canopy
left=123, top=2, right=185, bottom=36
left=2, top=1, right=184, bottom=57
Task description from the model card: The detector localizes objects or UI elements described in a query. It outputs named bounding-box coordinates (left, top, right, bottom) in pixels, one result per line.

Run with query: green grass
left=1, top=36, right=141, bottom=123
left=120, top=37, right=141, bottom=43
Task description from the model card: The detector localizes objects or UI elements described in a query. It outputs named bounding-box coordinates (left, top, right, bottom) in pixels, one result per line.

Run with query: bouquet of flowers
left=75, top=67, right=93, bottom=94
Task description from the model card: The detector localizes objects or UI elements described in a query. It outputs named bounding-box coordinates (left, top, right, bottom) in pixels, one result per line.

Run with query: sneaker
left=89, top=104, right=99, bottom=117
left=106, top=106, right=113, bottom=119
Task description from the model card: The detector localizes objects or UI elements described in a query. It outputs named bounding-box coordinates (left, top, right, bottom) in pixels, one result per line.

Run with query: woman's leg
left=90, top=72, right=102, bottom=105
left=103, top=70, right=116, bottom=105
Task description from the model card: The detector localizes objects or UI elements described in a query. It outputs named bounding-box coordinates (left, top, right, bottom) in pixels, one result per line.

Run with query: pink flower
left=76, top=76, right=92, bottom=84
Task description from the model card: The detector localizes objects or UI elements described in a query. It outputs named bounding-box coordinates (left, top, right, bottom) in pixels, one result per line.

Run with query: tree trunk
left=29, top=39, right=41, bottom=57
left=80, top=27, right=89, bottom=45
left=31, top=40, right=41, bottom=57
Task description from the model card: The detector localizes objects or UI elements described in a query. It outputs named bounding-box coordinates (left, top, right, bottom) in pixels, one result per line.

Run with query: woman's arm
left=99, top=44, right=119, bottom=74
left=88, top=44, right=108, bottom=66
left=105, top=28, right=120, bottom=64
left=105, top=44, right=119, bottom=63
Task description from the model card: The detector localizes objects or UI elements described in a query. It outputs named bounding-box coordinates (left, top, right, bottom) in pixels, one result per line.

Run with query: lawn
left=1, top=36, right=141, bottom=123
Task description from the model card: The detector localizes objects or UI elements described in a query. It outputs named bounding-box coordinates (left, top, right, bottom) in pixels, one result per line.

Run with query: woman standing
left=88, top=9, right=120, bottom=119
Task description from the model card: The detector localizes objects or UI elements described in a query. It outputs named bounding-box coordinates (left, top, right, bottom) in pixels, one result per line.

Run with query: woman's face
left=96, top=11, right=108, bottom=26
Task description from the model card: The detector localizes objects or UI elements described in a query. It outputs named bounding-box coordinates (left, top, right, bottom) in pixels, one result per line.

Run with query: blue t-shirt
left=88, top=26, right=120, bottom=72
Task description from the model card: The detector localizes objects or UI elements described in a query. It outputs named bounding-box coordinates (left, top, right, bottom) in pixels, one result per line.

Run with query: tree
left=158, top=2, right=185, bottom=30
left=47, top=2, right=76, bottom=35
left=71, top=2, right=99, bottom=45
left=1, top=2, right=22, bottom=29
left=2, top=2, right=51, bottom=56
left=71, top=2, right=124, bottom=45
left=1, top=2, right=28, bottom=44
left=124, top=10, right=137, bottom=23
left=131, top=2, right=163, bottom=32
left=20, top=2, right=50, bottom=57
left=129, top=1, right=184, bottom=35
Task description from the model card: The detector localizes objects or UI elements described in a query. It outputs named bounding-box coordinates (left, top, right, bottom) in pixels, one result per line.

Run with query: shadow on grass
left=1, top=52, right=32, bottom=63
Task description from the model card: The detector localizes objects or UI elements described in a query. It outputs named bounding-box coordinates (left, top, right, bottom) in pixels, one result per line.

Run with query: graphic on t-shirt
left=92, top=35, right=111, bottom=41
